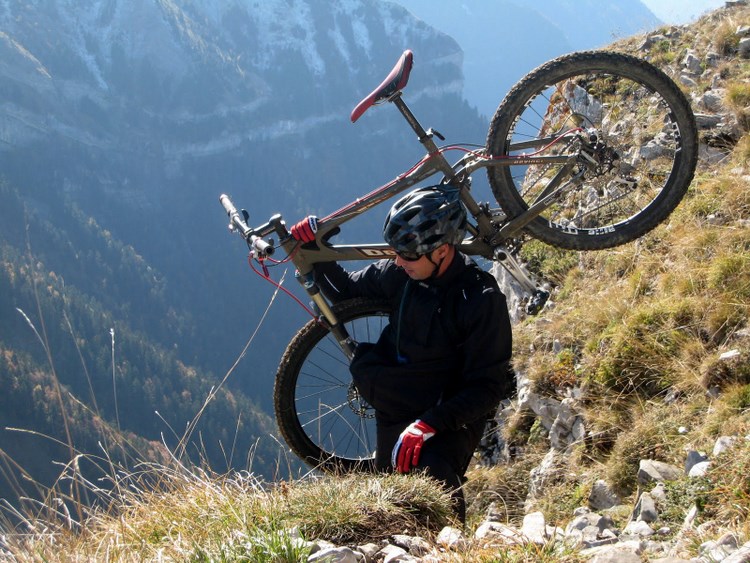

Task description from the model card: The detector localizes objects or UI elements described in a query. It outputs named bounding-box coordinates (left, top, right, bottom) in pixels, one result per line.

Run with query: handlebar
left=219, top=194, right=275, bottom=257
left=220, top=194, right=251, bottom=236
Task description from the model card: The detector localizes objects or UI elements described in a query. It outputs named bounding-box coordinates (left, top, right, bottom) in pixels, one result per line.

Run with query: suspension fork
left=485, top=159, right=582, bottom=315
left=296, top=270, right=357, bottom=360
left=273, top=209, right=358, bottom=359
left=493, top=246, right=550, bottom=315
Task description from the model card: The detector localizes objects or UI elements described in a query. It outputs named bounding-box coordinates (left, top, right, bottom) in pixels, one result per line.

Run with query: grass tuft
left=1, top=462, right=454, bottom=561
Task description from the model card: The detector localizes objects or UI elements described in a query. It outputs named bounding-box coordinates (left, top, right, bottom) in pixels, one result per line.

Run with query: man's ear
left=435, top=243, right=450, bottom=260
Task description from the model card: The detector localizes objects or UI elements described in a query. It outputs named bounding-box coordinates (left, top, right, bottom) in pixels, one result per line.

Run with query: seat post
left=391, top=94, right=456, bottom=180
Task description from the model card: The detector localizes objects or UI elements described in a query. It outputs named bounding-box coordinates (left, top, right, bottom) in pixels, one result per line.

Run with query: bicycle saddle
left=350, top=50, right=413, bottom=123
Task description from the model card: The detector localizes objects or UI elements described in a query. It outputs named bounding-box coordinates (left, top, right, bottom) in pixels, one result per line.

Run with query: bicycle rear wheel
left=274, top=298, right=391, bottom=473
left=486, top=50, right=698, bottom=250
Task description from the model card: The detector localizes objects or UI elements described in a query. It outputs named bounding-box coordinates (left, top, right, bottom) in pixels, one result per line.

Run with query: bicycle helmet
left=383, top=186, right=467, bottom=255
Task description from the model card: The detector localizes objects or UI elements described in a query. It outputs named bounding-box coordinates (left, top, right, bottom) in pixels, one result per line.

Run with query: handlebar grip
left=220, top=194, right=247, bottom=224
left=219, top=193, right=252, bottom=236
left=219, top=194, right=252, bottom=229
left=219, top=193, right=236, bottom=215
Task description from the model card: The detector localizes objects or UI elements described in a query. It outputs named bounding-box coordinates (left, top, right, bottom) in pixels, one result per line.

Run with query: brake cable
left=247, top=253, right=318, bottom=320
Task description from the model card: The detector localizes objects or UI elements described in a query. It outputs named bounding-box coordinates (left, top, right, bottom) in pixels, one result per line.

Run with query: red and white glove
left=391, top=420, right=436, bottom=473
left=290, top=216, right=318, bottom=243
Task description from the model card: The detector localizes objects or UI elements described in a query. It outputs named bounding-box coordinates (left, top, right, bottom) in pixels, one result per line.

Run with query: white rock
left=589, top=480, right=620, bottom=510
left=720, top=349, right=741, bottom=361
left=624, top=520, right=655, bottom=537
left=521, top=511, right=548, bottom=544
left=682, top=50, right=702, bottom=74
left=715, top=435, right=738, bottom=456
left=436, top=526, right=467, bottom=550
left=308, top=546, right=361, bottom=563
left=688, top=460, right=711, bottom=477
left=700, top=89, right=726, bottom=112
left=474, top=521, right=523, bottom=544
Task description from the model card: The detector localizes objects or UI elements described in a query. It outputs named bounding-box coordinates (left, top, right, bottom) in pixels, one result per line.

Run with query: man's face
left=394, top=251, right=434, bottom=280
left=393, top=243, right=453, bottom=280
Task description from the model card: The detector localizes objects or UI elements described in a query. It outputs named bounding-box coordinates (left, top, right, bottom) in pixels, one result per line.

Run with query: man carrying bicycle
left=294, top=185, right=515, bottom=523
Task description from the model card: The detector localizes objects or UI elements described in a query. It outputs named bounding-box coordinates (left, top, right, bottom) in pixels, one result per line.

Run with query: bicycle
left=220, top=49, right=698, bottom=473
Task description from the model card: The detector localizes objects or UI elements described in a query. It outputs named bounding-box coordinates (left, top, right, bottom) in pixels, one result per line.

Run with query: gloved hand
left=290, top=216, right=318, bottom=243
left=391, top=419, right=436, bottom=473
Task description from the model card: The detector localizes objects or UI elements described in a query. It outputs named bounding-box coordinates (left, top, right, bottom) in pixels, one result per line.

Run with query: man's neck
left=434, top=245, right=456, bottom=278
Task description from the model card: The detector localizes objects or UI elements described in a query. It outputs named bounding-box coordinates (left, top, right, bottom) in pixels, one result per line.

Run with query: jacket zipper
left=395, top=280, right=412, bottom=364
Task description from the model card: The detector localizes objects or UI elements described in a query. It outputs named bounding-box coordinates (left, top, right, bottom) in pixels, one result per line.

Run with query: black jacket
left=314, top=253, right=514, bottom=432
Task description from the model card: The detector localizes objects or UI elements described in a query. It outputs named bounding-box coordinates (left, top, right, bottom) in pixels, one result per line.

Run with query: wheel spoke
left=277, top=299, right=388, bottom=471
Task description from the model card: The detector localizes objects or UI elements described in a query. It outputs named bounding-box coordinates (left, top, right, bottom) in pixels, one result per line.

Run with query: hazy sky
left=641, top=0, right=727, bottom=24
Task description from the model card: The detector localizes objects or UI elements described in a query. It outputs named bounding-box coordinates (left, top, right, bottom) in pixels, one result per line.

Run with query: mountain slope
left=0, top=0, right=482, bottom=508
left=0, top=0, right=716, bottom=523
left=3, top=3, right=750, bottom=560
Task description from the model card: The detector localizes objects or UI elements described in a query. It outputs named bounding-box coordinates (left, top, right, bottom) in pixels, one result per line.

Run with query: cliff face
left=0, top=0, right=462, bottom=187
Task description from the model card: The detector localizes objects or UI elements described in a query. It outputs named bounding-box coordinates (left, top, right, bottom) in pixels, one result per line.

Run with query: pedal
left=525, top=289, right=550, bottom=316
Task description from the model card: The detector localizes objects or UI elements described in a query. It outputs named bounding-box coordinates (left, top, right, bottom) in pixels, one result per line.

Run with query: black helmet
left=383, top=186, right=467, bottom=255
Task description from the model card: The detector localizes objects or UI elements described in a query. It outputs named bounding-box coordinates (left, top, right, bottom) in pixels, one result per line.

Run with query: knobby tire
left=487, top=50, right=698, bottom=250
left=274, top=298, right=391, bottom=473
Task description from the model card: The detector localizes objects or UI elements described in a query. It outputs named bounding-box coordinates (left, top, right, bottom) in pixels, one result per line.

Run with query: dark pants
left=374, top=415, right=487, bottom=523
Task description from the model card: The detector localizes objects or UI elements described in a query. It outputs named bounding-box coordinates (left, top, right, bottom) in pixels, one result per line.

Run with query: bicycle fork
left=485, top=159, right=583, bottom=315
left=296, top=271, right=358, bottom=360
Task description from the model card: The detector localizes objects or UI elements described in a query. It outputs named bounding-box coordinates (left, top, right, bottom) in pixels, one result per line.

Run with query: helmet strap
left=425, top=245, right=449, bottom=279
left=425, top=251, right=440, bottom=279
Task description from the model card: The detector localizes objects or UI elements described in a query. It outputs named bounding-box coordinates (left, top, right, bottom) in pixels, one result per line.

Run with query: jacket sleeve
left=314, top=259, right=405, bottom=303
left=419, top=285, right=515, bottom=433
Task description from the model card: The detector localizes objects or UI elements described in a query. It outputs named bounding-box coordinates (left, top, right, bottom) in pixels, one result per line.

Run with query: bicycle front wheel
left=274, top=298, right=391, bottom=473
left=486, top=50, right=698, bottom=250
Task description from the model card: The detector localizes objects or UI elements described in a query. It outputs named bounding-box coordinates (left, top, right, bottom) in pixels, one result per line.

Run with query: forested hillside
left=0, top=179, right=279, bottom=504
left=0, top=0, right=482, bottom=507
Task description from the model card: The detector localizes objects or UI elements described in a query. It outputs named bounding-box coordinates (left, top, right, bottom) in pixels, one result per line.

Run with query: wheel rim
left=500, top=67, right=686, bottom=235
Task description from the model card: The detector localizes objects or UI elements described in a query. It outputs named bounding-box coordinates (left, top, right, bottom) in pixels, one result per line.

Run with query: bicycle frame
left=221, top=50, right=578, bottom=356
left=221, top=47, right=698, bottom=472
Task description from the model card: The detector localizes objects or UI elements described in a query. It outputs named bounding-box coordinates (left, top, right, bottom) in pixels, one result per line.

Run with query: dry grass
left=512, top=166, right=749, bottom=441
left=692, top=437, right=750, bottom=539
left=0, top=462, right=455, bottom=561
left=500, top=55, right=750, bottom=526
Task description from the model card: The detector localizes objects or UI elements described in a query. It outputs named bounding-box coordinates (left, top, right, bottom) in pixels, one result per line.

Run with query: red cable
left=478, top=127, right=585, bottom=159
left=267, top=241, right=300, bottom=264
left=247, top=254, right=318, bottom=319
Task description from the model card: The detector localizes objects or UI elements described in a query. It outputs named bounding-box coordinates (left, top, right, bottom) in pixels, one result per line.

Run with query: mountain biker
left=292, top=185, right=515, bottom=523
